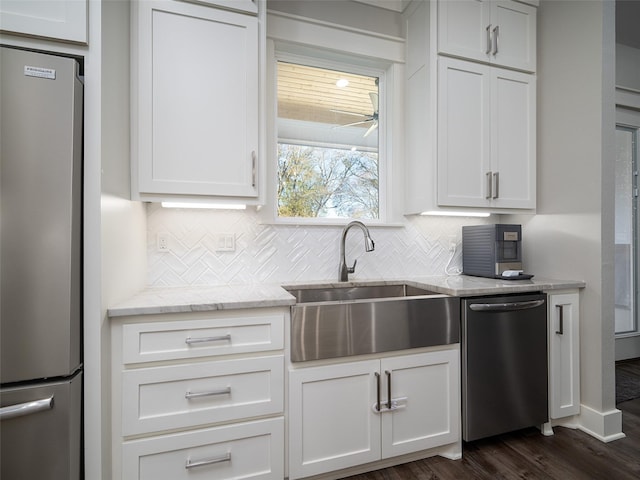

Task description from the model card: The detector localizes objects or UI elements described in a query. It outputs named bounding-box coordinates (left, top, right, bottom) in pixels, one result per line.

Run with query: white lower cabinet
left=122, top=417, right=284, bottom=480
left=548, top=291, right=580, bottom=419
left=111, top=308, right=286, bottom=480
left=288, top=349, right=460, bottom=479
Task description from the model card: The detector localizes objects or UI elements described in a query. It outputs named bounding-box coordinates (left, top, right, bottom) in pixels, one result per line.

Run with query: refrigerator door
left=0, top=371, right=82, bottom=479
left=0, top=46, right=83, bottom=383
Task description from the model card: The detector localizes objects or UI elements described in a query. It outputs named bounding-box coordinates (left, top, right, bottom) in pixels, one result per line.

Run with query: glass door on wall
left=615, top=107, right=640, bottom=360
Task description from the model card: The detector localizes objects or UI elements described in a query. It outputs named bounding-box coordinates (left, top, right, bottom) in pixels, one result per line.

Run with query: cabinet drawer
left=122, top=356, right=284, bottom=436
left=122, top=417, right=284, bottom=480
left=121, top=314, right=284, bottom=364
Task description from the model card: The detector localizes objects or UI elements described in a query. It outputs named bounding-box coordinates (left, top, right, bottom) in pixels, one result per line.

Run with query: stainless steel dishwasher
left=462, top=293, right=548, bottom=441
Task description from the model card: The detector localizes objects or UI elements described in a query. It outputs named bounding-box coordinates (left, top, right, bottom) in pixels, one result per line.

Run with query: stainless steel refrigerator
left=0, top=46, right=83, bottom=479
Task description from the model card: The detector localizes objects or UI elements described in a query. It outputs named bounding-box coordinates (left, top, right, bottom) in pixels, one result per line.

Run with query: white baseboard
left=577, top=404, right=626, bottom=442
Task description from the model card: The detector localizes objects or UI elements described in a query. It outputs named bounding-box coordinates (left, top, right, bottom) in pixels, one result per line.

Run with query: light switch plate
left=215, top=233, right=236, bottom=252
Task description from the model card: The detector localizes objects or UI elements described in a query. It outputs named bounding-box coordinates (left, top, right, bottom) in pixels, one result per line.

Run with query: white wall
left=506, top=0, right=621, bottom=441
left=99, top=1, right=147, bottom=477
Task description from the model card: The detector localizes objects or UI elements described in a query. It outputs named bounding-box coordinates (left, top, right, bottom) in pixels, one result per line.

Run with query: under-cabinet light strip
left=161, top=202, right=247, bottom=210
left=420, top=210, right=491, bottom=218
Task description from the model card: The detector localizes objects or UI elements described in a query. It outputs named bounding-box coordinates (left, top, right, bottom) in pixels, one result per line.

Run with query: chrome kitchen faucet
left=339, top=221, right=375, bottom=281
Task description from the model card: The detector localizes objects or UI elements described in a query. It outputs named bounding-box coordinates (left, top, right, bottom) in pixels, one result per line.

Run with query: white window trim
left=261, top=11, right=405, bottom=226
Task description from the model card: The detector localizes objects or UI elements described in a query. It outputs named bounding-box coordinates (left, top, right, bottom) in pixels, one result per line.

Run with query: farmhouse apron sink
left=284, top=283, right=460, bottom=362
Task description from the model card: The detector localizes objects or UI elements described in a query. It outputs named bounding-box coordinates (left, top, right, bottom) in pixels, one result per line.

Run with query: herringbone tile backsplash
left=146, top=203, right=489, bottom=286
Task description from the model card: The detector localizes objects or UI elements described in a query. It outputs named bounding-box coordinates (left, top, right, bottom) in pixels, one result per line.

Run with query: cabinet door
left=438, top=0, right=491, bottom=64
left=549, top=292, right=580, bottom=419
left=437, top=57, right=491, bottom=208
left=0, top=0, right=87, bottom=44
left=134, top=0, right=259, bottom=198
left=438, top=1, right=536, bottom=73
left=288, top=360, right=380, bottom=479
left=491, top=1, right=536, bottom=72
left=380, top=350, right=459, bottom=459
left=490, top=67, right=536, bottom=209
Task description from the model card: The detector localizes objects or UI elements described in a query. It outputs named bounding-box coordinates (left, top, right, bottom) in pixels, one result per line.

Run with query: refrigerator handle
left=468, top=299, right=545, bottom=312
left=0, top=395, right=53, bottom=421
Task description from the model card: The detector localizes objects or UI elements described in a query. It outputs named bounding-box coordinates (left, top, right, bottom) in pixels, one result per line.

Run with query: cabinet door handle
left=185, top=334, right=231, bottom=345
left=556, top=305, right=564, bottom=335
left=375, top=372, right=381, bottom=412
left=185, top=387, right=231, bottom=399
left=251, top=151, right=257, bottom=188
left=185, top=452, right=231, bottom=469
left=486, top=25, right=492, bottom=55
left=493, top=25, right=499, bottom=55
left=492, top=172, right=499, bottom=199
left=385, top=370, right=392, bottom=410
left=486, top=171, right=493, bottom=199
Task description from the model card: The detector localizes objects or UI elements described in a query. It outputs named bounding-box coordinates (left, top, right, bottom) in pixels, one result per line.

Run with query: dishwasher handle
left=469, top=299, right=545, bottom=312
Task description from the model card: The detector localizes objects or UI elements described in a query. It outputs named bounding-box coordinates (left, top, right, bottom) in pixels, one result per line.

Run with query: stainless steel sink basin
left=286, top=283, right=439, bottom=303
left=284, top=283, right=460, bottom=362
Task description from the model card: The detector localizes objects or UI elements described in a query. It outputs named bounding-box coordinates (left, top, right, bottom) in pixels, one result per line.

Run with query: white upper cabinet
left=132, top=0, right=262, bottom=202
left=437, top=57, right=536, bottom=209
left=404, top=0, right=537, bottom=214
left=438, top=0, right=536, bottom=73
left=0, top=0, right=87, bottom=44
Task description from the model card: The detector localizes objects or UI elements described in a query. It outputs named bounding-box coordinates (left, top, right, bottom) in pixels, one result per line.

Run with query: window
left=276, top=60, right=382, bottom=220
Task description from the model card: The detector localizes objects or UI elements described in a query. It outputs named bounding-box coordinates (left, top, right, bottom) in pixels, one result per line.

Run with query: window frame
left=263, top=41, right=402, bottom=226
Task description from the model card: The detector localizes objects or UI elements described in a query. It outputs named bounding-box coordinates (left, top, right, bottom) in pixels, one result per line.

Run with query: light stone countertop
left=108, top=275, right=585, bottom=318
left=107, top=284, right=297, bottom=317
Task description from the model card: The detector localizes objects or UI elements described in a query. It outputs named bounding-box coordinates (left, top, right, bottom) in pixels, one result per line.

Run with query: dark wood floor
left=344, top=362, right=640, bottom=480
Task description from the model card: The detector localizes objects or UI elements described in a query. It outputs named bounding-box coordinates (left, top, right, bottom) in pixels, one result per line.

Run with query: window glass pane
left=615, top=126, right=637, bottom=334
left=277, top=61, right=379, bottom=219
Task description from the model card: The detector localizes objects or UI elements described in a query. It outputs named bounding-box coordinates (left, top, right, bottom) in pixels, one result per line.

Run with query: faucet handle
left=347, top=259, right=357, bottom=274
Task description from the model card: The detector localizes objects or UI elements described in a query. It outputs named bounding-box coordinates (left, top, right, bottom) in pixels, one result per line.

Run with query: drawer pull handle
left=185, top=452, right=231, bottom=469
left=185, top=387, right=231, bottom=399
left=185, top=334, right=231, bottom=345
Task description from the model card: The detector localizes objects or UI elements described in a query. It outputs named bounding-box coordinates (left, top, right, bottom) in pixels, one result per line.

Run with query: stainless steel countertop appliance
left=0, top=46, right=83, bottom=479
left=462, top=293, right=548, bottom=441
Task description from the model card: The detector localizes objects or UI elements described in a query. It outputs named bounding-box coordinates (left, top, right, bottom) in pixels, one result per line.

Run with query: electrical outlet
left=448, top=235, right=457, bottom=253
left=157, top=233, right=169, bottom=252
